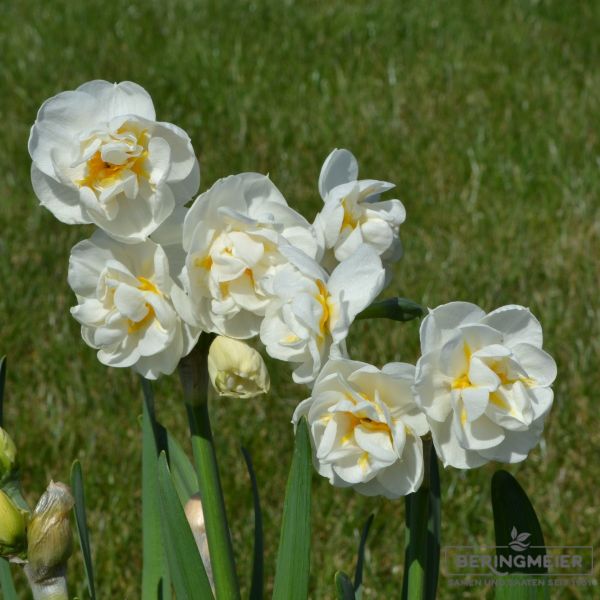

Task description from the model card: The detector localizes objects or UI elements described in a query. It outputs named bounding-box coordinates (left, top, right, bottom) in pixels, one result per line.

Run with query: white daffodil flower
left=313, top=149, right=406, bottom=270
left=414, top=302, right=557, bottom=469
left=293, top=358, right=428, bottom=499
left=260, top=244, right=385, bottom=384
left=208, top=336, right=270, bottom=398
left=68, top=231, right=201, bottom=379
left=176, top=172, right=320, bottom=339
left=29, top=80, right=199, bottom=243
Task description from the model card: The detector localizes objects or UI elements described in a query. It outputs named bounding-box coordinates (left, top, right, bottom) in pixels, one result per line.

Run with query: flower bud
left=0, top=489, right=27, bottom=557
left=207, top=336, right=270, bottom=398
left=26, top=481, right=74, bottom=583
left=0, top=427, right=17, bottom=481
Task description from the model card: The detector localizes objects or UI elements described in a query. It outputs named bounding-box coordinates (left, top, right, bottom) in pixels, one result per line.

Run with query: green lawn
left=1, top=0, right=599, bottom=597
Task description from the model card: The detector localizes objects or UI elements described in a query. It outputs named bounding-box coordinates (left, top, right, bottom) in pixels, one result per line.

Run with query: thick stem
left=402, top=438, right=440, bottom=600
left=179, top=334, right=240, bottom=600
left=24, top=565, right=68, bottom=600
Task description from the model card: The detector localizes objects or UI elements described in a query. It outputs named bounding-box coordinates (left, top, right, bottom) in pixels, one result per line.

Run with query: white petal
left=354, top=426, right=397, bottom=463
left=429, top=417, right=488, bottom=469
left=453, top=410, right=505, bottom=451
left=327, top=244, right=385, bottom=326
left=31, top=164, right=88, bottom=225
left=481, top=305, right=543, bottom=348
left=477, top=415, right=546, bottom=463
left=114, top=285, right=148, bottom=322
left=77, top=80, right=156, bottom=121
left=414, top=351, right=454, bottom=422
left=374, top=436, right=424, bottom=498
left=420, top=301, right=486, bottom=355
left=360, top=219, right=394, bottom=255
left=511, top=343, right=557, bottom=386
left=318, top=149, right=359, bottom=199
left=461, top=387, right=490, bottom=422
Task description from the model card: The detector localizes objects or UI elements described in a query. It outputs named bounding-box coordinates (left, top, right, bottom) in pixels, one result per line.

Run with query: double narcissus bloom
left=293, top=358, right=429, bottom=499
left=313, top=149, right=406, bottom=271
left=177, top=173, right=320, bottom=339
left=29, top=80, right=199, bottom=243
left=260, top=244, right=385, bottom=384
left=414, top=302, right=557, bottom=468
left=68, top=231, right=200, bottom=379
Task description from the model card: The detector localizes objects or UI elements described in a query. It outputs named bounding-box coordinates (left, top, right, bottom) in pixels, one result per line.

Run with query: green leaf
left=0, top=356, right=6, bottom=427
left=164, top=428, right=199, bottom=507
left=356, top=298, right=424, bottom=322
left=353, top=514, right=373, bottom=599
left=0, top=558, right=17, bottom=600
left=335, top=571, right=356, bottom=599
left=401, top=441, right=440, bottom=600
left=492, top=471, right=549, bottom=599
left=242, top=447, right=263, bottom=600
left=70, top=460, right=96, bottom=600
left=141, top=378, right=170, bottom=599
left=272, top=417, right=312, bottom=600
left=157, top=452, right=214, bottom=600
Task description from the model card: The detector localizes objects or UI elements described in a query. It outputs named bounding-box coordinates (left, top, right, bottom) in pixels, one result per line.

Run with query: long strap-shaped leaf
left=157, top=452, right=214, bottom=599
left=164, top=427, right=199, bottom=506
left=0, top=559, right=17, bottom=600
left=141, top=378, right=170, bottom=599
left=353, top=513, right=374, bottom=599
left=242, top=447, right=263, bottom=600
left=272, top=417, right=312, bottom=600
left=70, top=461, right=96, bottom=600
left=492, top=470, right=549, bottom=600
left=335, top=571, right=356, bottom=599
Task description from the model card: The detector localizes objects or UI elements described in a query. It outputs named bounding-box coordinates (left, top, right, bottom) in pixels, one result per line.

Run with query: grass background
left=1, top=0, right=599, bottom=597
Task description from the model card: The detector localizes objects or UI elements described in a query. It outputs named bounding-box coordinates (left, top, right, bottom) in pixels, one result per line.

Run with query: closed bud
left=208, top=336, right=270, bottom=398
left=0, top=489, right=27, bottom=557
left=26, top=481, right=74, bottom=583
left=0, top=427, right=17, bottom=481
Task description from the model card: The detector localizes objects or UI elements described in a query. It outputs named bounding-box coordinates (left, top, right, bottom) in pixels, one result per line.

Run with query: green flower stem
left=179, top=334, right=240, bottom=600
left=23, top=567, right=68, bottom=600
left=402, top=438, right=437, bottom=600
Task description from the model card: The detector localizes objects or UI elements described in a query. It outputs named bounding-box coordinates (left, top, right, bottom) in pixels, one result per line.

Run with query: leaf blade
left=242, top=447, right=263, bottom=600
left=353, top=513, right=374, bottom=599
left=272, top=417, right=312, bottom=600
left=0, top=559, right=17, bottom=600
left=335, top=571, right=356, bottom=599
left=141, top=378, right=170, bottom=598
left=70, top=460, right=96, bottom=600
left=157, top=452, right=214, bottom=600
left=356, top=298, right=424, bottom=322
left=492, top=470, right=549, bottom=600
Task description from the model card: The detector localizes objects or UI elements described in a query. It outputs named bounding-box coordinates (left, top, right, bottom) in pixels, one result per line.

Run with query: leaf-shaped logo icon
left=508, top=527, right=531, bottom=552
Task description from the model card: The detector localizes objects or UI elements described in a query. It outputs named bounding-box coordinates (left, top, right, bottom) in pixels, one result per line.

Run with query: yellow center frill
left=77, top=130, right=149, bottom=190
left=315, top=279, right=333, bottom=337
left=127, top=277, right=160, bottom=333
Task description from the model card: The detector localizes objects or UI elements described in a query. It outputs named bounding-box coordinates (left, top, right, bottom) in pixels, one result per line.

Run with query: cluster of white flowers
left=30, top=81, right=556, bottom=499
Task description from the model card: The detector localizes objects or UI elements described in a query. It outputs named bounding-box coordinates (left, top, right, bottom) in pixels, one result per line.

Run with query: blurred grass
left=1, top=0, right=599, bottom=597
